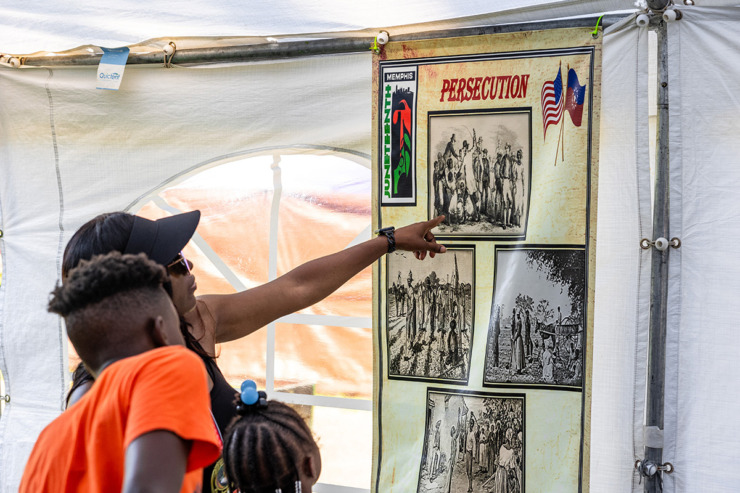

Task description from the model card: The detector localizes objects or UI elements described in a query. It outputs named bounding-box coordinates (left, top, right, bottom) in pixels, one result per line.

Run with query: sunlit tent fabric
left=1, top=1, right=740, bottom=492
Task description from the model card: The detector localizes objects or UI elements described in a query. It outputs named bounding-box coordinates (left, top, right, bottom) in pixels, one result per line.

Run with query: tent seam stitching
left=45, top=68, right=67, bottom=410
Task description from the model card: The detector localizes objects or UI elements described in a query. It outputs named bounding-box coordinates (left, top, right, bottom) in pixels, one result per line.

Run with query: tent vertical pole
left=644, top=17, right=670, bottom=493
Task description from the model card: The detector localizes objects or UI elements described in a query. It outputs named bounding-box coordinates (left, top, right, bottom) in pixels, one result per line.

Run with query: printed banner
left=372, top=27, right=601, bottom=493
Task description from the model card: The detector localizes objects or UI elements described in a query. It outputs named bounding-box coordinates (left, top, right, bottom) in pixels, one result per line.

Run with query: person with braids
left=61, top=210, right=446, bottom=491
left=223, top=380, right=321, bottom=493
left=20, top=252, right=221, bottom=492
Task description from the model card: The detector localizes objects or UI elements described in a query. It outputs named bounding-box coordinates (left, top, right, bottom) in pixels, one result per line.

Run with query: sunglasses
left=166, top=251, right=192, bottom=276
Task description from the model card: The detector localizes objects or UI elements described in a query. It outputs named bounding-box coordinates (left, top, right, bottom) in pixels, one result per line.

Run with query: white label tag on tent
left=96, top=47, right=130, bottom=90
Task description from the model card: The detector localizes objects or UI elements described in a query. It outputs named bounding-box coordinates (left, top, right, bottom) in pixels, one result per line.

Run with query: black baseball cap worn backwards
left=123, top=210, right=200, bottom=266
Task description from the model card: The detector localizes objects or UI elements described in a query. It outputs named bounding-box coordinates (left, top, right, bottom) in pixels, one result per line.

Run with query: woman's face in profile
left=167, top=255, right=197, bottom=314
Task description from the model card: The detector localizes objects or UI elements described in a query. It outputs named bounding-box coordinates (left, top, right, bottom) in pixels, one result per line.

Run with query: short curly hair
left=50, top=252, right=171, bottom=369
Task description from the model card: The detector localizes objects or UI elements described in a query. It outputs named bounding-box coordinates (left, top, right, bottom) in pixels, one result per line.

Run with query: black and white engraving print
left=418, top=389, right=525, bottom=493
left=387, top=248, right=475, bottom=383
left=429, top=110, right=531, bottom=239
left=484, top=247, right=585, bottom=389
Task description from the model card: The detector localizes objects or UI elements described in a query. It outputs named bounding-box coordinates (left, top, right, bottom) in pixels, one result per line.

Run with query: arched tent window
left=123, top=150, right=372, bottom=491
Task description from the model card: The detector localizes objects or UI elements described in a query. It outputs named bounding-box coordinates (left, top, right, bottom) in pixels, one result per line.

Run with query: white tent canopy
left=2, top=1, right=740, bottom=492
left=0, top=1, right=633, bottom=55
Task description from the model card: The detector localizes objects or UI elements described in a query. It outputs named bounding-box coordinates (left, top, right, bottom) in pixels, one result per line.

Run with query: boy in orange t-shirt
left=20, top=252, right=221, bottom=493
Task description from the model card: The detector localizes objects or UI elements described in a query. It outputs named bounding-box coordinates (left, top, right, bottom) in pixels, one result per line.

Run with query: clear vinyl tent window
left=130, top=151, right=373, bottom=492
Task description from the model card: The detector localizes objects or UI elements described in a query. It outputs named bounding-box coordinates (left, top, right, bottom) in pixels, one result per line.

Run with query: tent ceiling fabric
left=0, top=0, right=639, bottom=55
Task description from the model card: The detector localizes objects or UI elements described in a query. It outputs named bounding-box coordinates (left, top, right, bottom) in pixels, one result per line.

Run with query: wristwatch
left=375, top=226, right=396, bottom=253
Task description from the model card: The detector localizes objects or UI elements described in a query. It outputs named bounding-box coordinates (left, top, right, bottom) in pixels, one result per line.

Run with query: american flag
left=541, top=67, right=563, bottom=138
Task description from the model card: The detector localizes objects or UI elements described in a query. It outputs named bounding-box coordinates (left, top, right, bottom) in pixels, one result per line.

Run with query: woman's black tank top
left=201, top=354, right=238, bottom=492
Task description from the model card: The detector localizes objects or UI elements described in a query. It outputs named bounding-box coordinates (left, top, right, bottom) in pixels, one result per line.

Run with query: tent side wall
left=663, top=7, right=740, bottom=492
left=0, top=53, right=372, bottom=491
left=591, top=17, right=651, bottom=492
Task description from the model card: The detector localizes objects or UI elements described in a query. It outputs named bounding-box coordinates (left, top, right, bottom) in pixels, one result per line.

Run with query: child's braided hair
left=223, top=383, right=318, bottom=493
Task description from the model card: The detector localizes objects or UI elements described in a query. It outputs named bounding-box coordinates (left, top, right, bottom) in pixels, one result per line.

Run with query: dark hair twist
left=223, top=397, right=318, bottom=493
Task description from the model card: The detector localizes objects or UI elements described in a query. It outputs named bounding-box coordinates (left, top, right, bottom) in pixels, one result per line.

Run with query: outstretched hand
left=394, top=216, right=447, bottom=260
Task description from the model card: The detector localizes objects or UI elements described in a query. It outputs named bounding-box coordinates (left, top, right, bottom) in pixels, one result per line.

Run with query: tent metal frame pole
left=15, top=15, right=625, bottom=67
left=643, top=13, right=671, bottom=493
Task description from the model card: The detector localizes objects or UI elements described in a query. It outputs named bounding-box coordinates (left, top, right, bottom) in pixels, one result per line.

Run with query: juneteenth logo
left=382, top=70, right=416, bottom=201
left=383, top=84, right=392, bottom=198
left=391, top=87, right=414, bottom=197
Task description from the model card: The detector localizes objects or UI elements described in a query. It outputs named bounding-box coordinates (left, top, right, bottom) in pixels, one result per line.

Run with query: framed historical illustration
left=428, top=108, right=532, bottom=240
left=483, top=245, right=586, bottom=390
left=417, top=388, right=525, bottom=493
left=386, top=247, right=475, bottom=384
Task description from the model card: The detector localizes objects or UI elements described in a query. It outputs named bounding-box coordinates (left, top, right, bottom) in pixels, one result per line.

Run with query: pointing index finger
left=427, top=215, right=445, bottom=230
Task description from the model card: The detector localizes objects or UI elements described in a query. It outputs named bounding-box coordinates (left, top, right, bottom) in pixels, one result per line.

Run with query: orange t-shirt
left=19, top=346, right=222, bottom=493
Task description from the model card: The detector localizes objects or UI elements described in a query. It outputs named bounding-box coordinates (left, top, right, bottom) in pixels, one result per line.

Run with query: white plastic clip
left=370, top=31, right=389, bottom=55
left=640, top=237, right=680, bottom=251
left=635, top=459, right=659, bottom=478
left=654, top=237, right=669, bottom=251
left=635, top=459, right=674, bottom=476
left=663, top=8, right=682, bottom=22
left=163, top=42, right=176, bottom=68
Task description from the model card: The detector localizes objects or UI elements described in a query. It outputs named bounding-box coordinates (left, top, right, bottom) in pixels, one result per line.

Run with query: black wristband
left=375, top=226, right=396, bottom=253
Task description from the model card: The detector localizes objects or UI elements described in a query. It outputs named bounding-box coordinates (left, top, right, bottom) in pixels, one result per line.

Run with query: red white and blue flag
left=564, top=68, right=586, bottom=127
left=541, top=68, right=563, bottom=138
